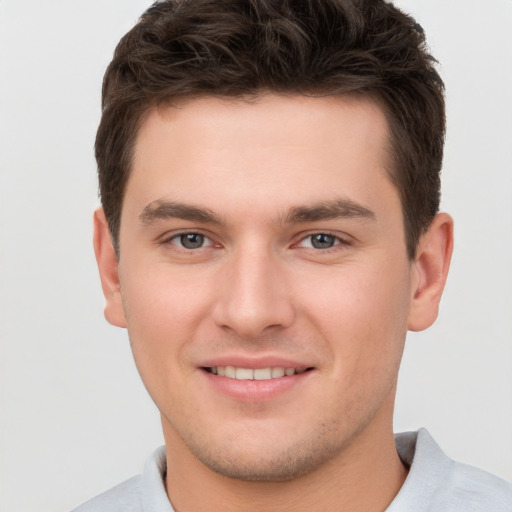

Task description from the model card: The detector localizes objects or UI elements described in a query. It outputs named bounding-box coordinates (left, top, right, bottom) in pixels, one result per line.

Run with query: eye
left=169, top=232, right=213, bottom=250
left=297, top=233, right=342, bottom=249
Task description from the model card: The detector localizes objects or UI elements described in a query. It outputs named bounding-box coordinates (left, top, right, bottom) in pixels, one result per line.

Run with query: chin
left=184, top=428, right=345, bottom=482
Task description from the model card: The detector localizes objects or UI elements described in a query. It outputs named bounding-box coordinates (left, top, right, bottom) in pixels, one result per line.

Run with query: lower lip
left=200, top=369, right=313, bottom=402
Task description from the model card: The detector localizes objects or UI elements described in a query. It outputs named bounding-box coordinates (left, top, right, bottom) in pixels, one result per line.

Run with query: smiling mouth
left=204, top=366, right=313, bottom=380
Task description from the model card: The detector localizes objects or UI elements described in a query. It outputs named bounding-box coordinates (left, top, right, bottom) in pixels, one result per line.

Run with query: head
left=96, top=0, right=445, bottom=260
left=93, top=0, right=453, bottom=487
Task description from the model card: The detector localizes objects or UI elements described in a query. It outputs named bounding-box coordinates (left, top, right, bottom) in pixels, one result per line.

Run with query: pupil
left=311, top=234, right=335, bottom=249
left=181, top=233, right=204, bottom=249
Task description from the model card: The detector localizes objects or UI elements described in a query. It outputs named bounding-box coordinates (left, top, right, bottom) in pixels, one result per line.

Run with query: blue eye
left=310, top=234, right=337, bottom=249
left=298, top=233, right=341, bottom=249
left=171, top=233, right=210, bottom=249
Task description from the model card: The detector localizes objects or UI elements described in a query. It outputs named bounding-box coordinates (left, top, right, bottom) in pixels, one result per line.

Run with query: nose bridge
left=212, top=240, right=294, bottom=337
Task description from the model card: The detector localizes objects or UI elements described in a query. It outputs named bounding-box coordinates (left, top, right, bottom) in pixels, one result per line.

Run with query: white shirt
left=72, top=428, right=512, bottom=511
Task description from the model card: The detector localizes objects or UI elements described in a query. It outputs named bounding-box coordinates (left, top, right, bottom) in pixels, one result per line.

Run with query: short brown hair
left=96, top=0, right=445, bottom=259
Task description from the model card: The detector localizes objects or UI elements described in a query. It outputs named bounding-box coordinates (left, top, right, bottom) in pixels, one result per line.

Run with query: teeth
left=271, top=367, right=285, bottom=378
left=210, top=366, right=300, bottom=380
left=235, top=368, right=254, bottom=380
left=254, top=368, right=271, bottom=380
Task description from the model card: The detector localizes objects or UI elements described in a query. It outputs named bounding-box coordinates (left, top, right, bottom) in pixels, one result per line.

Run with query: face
left=99, top=94, right=430, bottom=480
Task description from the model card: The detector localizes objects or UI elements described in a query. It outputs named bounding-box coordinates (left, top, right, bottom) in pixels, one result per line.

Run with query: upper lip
left=199, top=355, right=314, bottom=372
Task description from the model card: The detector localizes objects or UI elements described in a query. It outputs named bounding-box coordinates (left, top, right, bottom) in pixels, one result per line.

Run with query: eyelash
left=294, top=232, right=351, bottom=251
left=163, top=231, right=217, bottom=251
left=162, top=231, right=351, bottom=252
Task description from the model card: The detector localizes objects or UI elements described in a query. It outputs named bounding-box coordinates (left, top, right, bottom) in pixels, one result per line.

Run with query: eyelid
left=293, top=231, right=353, bottom=249
left=160, top=229, right=220, bottom=249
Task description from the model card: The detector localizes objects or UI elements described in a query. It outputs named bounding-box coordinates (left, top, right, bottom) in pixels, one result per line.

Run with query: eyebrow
left=139, top=198, right=375, bottom=226
left=283, top=199, right=376, bottom=224
left=139, top=200, right=222, bottom=225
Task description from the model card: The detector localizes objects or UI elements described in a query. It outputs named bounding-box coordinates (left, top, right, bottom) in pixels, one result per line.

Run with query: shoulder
left=70, top=446, right=171, bottom=512
left=390, top=429, right=512, bottom=511
left=441, top=458, right=512, bottom=510
left=70, top=475, right=142, bottom=512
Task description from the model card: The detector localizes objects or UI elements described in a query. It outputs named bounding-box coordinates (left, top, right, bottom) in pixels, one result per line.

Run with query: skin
left=94, top=94, right=453, bottom=512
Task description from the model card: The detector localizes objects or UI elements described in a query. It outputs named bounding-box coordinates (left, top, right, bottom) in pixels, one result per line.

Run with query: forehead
left=138, top=93, right=390, bottom=155
left=127, top=94, right=395, bottom=219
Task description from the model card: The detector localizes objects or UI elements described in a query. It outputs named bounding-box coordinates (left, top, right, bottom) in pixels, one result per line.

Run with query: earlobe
left=93, top=207, right=127, bottom=328
left=408, top=213, right=454, bottom=332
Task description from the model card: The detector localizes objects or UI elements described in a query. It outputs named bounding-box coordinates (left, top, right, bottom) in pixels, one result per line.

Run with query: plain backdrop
left=0, top=1, right=511, bottom=511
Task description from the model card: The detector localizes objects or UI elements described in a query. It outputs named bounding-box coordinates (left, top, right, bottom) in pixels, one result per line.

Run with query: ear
left=408, top=213, right=454, bottom=332
left=93, top=207, right=127, bottom=328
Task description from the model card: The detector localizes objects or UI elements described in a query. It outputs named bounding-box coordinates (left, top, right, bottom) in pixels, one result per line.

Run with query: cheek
left=119, top=266, right=213, bottom=380
left=300, top=263, right=411, bottom=375
left=121, top=261, right=211, bottom=331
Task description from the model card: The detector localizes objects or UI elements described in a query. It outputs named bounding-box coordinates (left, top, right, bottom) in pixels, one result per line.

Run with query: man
left=73, top=0, right=512, bottom=510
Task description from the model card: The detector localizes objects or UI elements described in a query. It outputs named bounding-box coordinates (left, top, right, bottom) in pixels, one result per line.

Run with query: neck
left=163, top=408, right=408, bottom=512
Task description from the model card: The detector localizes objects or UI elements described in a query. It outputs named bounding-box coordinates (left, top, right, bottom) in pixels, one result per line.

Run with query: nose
left=211, top=244, right=295, bottom=338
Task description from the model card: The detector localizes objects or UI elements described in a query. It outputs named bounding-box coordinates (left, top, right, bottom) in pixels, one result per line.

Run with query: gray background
left=1, top=1, right=511, bottom=510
